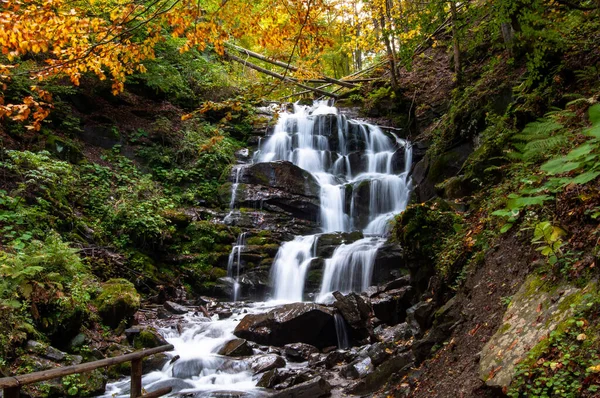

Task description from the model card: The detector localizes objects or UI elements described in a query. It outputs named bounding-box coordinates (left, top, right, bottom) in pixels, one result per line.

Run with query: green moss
left=95, top=279, right=141, bottom=329
left=499, top=322, right=512, bottom=334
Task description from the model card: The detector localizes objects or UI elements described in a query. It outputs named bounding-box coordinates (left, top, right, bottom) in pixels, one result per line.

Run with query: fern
left=520, top=118, right=563, bottom=137
left=510, top=116, right=566, bottom=161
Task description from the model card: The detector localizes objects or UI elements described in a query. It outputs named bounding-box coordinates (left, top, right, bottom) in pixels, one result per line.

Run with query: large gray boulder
left=225, top=161, right=321, bottom=221
left=233, top=303, right=337, bottom=348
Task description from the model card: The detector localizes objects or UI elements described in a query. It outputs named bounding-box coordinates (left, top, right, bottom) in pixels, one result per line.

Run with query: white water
left=101, top=305, right=278, bottom=398
left=227, top=232, right=247, bottom=302
left=255, top=101, right=412, bottom=302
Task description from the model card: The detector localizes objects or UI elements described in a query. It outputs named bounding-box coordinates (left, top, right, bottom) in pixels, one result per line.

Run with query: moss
left=95, top=279, right=141, bottom=329
left=499, top=322, right=512, bottom=334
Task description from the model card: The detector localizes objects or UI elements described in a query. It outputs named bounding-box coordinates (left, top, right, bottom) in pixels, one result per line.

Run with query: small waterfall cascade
left=223, top=165, right=245, bottom=223
left=255, top=101, right=412, bottom=302
left=269, top=235, right=317, bottom=303
left=227, top=232, right=247, bottom=302
left=334, top=313, right=350, bottom=349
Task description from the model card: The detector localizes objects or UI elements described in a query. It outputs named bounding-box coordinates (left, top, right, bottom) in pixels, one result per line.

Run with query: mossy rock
left=96, top=279, right=141, bottom=329
left=133, top=328, right=167, bottom=349
left=45, top=134, right=84, bottom=164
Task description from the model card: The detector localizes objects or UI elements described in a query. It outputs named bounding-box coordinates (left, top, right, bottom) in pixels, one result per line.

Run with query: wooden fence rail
left=0, top=344, right=174, bottom=398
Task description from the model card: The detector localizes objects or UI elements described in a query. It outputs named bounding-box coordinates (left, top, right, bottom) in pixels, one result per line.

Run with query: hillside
left=1, top=1, right=600, bottom=397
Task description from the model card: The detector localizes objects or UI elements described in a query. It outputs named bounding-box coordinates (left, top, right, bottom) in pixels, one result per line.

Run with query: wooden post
left=130, top=358, right=143, bottom=398
left=3, top=386, right=20, bottom=398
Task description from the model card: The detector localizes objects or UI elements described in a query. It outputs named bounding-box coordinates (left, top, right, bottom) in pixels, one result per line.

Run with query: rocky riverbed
left=92, top=269, right=458, bottom=398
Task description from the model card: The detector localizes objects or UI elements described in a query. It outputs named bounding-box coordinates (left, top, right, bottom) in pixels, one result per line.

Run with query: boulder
left=240, top=161, right=320, bottom=198
left=284, top=343, right=319, bottom=362
left=382, top=276, right=411, bottom=292
left=375, top=322, right=413, bottom=343
left=372, top=243, right=405, bottom=285
left=250, top=354, right=286, bottom=374
left=371, top=286, right=414, bottom=326
left=143, top=353, right=169, bottom=373
left=347, top=352, right=415, bottom=395
left=479, top=275, right=592, bottom=389
left=365, top=342, right=391, bottom=366
left=164, top=301, right=188, bottom=314
left=315, top=231, right=363, bottom=257
left=257, top=368, right=279, bottom=388
left=341, top=356, right=373, bottom=379
left=406, top=301, right=435, bottom=338
left=133, top=327, right=168, bottom=349
left=333, top=292, right=373, bottom=348
left=234, top=303, right=337, bottom=348
left=96, top=279, right=141, bottom=329
left=271, top=376, right=332, bottom=398
left=324, top=350, right=354, bottom=369
left=218, top=339, right=253, bottom=357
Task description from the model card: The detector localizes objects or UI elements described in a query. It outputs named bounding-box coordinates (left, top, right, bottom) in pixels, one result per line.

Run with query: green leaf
left=584, top=124, right=600, bottom=138
left=565, top=143, right=594, bottom=160
left=589, top=103, right=600, bottom=125
left=571, top=170, right=600, bottom=185
left=506, top=195, right=552, bottom=209
left=540, top=158, right=581, bottom=175
left=500, top=223, right=513, bottom=233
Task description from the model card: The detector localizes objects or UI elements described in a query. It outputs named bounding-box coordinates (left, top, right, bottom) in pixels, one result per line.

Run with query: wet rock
left=146, top=378, right=194, bottom=394
left=125, top=327, right=141, bottom=344
left=284, top=343, right=319, bottom=362
left=341, top=356, right=373, bottom=379
left=375, top=322, right=413, bottom=343
left=332, top=291, right=372, bottom=330
left=218, top=339, right=253, bottom=357
left=257, top=368, right=279, bottom=388
left=271, top=376, right=332, bottom=398
left=308, top=353, right=325, bottom=368
left=362, top=286, right=381, bottom=298
left=372, top=243, right=405, bottom=285
left=365, top=342, right=391, bottom=366
left=382, top=275, right=411, bottom=292
left=324, top=350, right=353, bottom=369
left=347, top=352, right=415, bottom=395
left=371, top=286, right=414, bottom=326
left=133, top=327, right=168, bottom=349
left=172, top=358, right=205, bottom=379
left=406, top=301, right=434, bottom=338
left=241, top=161, right=320, bottom=198
left=315, top=231, right=363, bottom=257
left=250, top=354, right=286, bottom=374
left=234, top=303, right=337, bottom=348
left=143, top=353, right=169, bottom=373
left=164, top=301, right=188, bottom=314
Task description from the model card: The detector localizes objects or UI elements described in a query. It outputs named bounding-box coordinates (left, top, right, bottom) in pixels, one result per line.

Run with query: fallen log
left=227, top=53, right=338, bottom=99
left=226, top=43, right=358, bottom=88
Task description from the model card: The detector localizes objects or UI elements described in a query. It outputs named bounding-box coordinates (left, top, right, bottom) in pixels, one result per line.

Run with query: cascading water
left=101, top=101, right=412, bottom=398
left=255, top=101, right=412, bottom=302
left=227, top=232, right=247, bottom=302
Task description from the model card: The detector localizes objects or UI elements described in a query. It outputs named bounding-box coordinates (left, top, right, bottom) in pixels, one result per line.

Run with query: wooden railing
left=0, top=344, right=174, bottom=398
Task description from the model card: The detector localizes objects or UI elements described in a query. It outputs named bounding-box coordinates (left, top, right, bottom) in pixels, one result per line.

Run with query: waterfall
left=334, top=313, right=350, bottom=349
left=255, top=101, right=412, bottom=302
left=269, top=235, right=317, bottom=302
left=227, top=232, right=247, bottom=302
left=224, top=165, right=245, bottom=224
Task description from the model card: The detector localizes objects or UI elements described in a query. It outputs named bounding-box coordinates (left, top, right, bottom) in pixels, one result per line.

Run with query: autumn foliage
left=0, top=0, right=334, bottom=130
